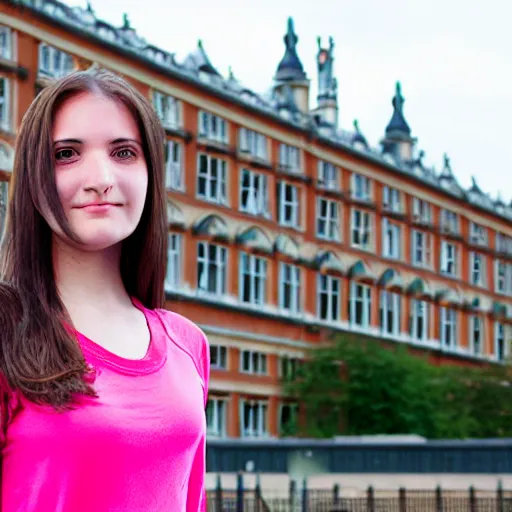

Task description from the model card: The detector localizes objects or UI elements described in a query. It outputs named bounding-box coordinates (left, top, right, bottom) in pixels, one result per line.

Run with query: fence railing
left=206, top=477, right=512, bottom=512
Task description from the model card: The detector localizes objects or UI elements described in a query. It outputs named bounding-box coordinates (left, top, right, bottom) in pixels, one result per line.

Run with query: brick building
left=0, top=0, right=511, bottom=439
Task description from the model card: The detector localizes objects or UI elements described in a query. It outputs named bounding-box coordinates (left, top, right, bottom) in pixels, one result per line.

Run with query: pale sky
left=63, top=0, right=512, bottom=204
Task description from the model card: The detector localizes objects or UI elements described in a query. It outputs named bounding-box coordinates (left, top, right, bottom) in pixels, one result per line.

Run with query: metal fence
left=206, top=482, right=512, bottom=512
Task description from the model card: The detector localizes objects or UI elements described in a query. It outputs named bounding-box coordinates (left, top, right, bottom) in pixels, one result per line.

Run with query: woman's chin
left=65, top=229, right=133, bottom=253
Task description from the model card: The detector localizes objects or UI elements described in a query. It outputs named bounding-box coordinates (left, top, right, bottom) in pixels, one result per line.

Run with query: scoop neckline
left=75, top=298, right=167, bottom=376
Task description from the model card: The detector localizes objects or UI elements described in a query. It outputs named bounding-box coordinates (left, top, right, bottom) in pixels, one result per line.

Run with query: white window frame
left=351, top=209, right=372, bottom=250
left=411, top=230, right=432, bottom=268
left=210, top=344, right=227, bottom=370
left=440, top=240, right=458, bottom=277
left=380, top=291, right=401, bottom=336
left=239, top=168, right=269, bottom=217
left=197, top=242, right=227, bottom=296
left=277, top=181, right=300, bottom=228
left=440, top=307, right=457, bottom=348
left=279, top=262, right=301, bottom=315
left=198, top=110, right=228, bottom=144
left=382, top=186, right=401, bottom=213
left=412, top=198, right=432, bottom=224
left=153, top=91, right=181, bottom=129
left=469, top=316, right=483, bottom=356
left=165, top=233, right=181, bottom=289
left=349, top=281, right=372, bottom=328
left=206, top=398, right=227, bottom=438
left=318, top=160, right=339, bottom=190
left=240, top=399, right=268, bottom=438
left=0, top=26, right=12, bottom=61
left=382, top=218, right=401, bottom=260
left=165, top=140, right=183, bottom=191
left=496, top=233, right=512, bottom=255
left=440, top=209, right=459, bottom=235
left=38, top=43, right=74, bottom=78
left=470, top=222, right=488, bottom=246
left=495, top=260, right=512, bottom=296
left=240, top=350, right=267, bottom=375
left=197, top=153, right=227, bottom=204
left=470, top=252, right=486, bottom=288
left=352, top=173, right=372, bottom=201
left=317, top=274, right=340, bottom=322
left=239, top=127, right=268, bottom=160
left=410, top=299, right=429, bottom=342
left=494, top=322, right=507, bottom=362
left=239, top=252, right=267, bottom=306
left=317, top=197, right=340, bottom=241
left=278, top=143, right=301, bottom=173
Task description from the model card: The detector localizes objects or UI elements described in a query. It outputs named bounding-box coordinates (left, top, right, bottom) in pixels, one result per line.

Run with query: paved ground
left=206, top=473, right=512, bottom=495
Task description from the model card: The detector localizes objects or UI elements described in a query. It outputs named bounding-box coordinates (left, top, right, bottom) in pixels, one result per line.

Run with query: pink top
left=0, top=301, right=210, bottom=512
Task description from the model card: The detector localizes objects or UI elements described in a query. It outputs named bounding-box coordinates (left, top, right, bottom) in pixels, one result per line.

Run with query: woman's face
left=50, top=92, right=148, bottom=252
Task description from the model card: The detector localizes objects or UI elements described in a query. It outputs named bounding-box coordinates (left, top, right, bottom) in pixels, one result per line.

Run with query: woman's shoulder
left=152, top=308, right=210, bottom=388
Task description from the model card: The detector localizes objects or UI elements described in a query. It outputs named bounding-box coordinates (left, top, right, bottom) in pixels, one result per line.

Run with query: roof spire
left=393, top=82, right=404, bottom=114
left=385, top=80, right=411, bottom=136
left=275, top=17, right=307, bottom=82
left=284, top=17, right=298, bottom=49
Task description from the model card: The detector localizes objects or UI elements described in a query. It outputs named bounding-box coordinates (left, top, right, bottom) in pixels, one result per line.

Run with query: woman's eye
left=116, top=148, right=136, bottom=159
left=55, top=149, right=76, bottom=160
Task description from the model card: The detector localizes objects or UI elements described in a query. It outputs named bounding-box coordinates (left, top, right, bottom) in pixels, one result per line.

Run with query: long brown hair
left=0, top=68, right=167, bottom=409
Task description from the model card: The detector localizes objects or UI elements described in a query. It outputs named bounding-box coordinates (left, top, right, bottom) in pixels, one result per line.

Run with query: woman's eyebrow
left=53, top=138, right=82, bottom=145
left=110, top=138, right=142, bottom=147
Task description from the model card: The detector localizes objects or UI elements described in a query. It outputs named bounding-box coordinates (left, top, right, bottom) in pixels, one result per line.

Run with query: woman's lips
left=76, top=203, right=121, bottom=214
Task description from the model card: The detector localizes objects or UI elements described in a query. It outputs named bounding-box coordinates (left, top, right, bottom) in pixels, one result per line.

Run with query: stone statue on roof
left=316, top=36, right=337, bottom=100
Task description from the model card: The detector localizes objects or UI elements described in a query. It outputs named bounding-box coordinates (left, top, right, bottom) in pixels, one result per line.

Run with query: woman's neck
left=53, top=236, right=131, bottom=319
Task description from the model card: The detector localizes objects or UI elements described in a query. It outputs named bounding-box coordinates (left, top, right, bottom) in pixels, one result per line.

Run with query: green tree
left=284, top=332, right=512, bottom=439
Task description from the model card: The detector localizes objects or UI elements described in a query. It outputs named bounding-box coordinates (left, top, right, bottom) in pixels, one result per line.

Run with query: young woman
left=0, top=69, right=209, bottom=511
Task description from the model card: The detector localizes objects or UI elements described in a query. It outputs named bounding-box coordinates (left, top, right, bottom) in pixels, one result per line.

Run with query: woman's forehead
left=52, top=92, right=140, bottom=142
